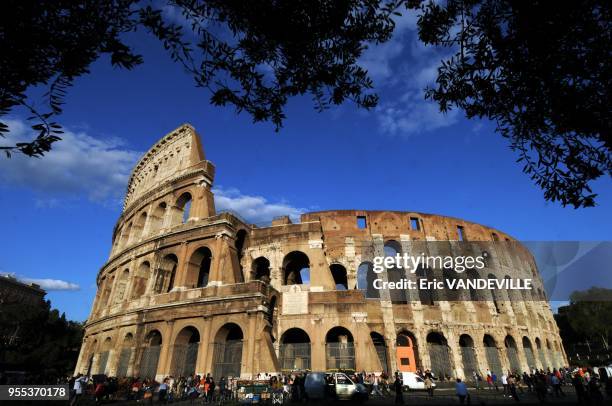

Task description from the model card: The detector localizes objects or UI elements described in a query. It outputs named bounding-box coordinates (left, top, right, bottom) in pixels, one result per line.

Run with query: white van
left=401, top=372, right=436, bottom=391
left=304, top=372, right=369, bottom=401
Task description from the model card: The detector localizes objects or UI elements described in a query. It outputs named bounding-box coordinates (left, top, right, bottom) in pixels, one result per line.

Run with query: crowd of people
left=63, top=365, right=611, bottom=405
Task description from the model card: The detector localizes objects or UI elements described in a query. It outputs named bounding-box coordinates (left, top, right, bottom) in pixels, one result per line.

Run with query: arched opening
left=133, top=211, right=147, bottom=240
left=466, top=269, right=483, bottom=301
left=280, top=328, right=311, bottom=371
left=385, top=240, right=407, bottom=303
left=131, top=261, right=150, bottom=299
left=426, top=332, right=452, bottom=379
left=114, top=269, right=130, bottom=303
left=139, top=330, right=162, bottom=379
left=282, top=251, right=310, bottom=285
left=330, top=264, right=348, bottom=290
left=213, top=323, right=243, bottom=378
left=186, top=247, right=212, bottom=288
left=370, top=332, right=389, bottom=374
left=235, top=229, right=248, bottom=278
left=357, top=261, right=380, bottom=299
left=396, top=331, right=418, bottom=373
left=545, top=339, right=553, bottom=369
left=117, top=333, right=134, bottom=378
left=176, top=192, right=192, bottom=224
left=97, top=337, right=112, bottom=374
left=154, top=254, right=178, bottom=293
left=443, top=268, right=461, bottom=301
left=266, top=296, right=277, bottom=326
left=100, top=275, right=114, bottom=309
left=535, top=337, right=546, bottom=368
left=252, top=257, right=271, bottom=282
left=171, top=326, right=200, bottom=377
left=459, top=334, right=478, bottom=380
left=416, top=265, right=435, bottom=305
left=505, top=335, right=521, bottom=373
left=488, top=274, right=501, bottom=312
left=121, top=222, right=133, bottom=247
left=483, top=334, right=502, bottom=376
left=325, top=327, right=355, bottom=370
left=149, top=202, right=167, bottom=233
left=522, top=337, right=536, bottom=370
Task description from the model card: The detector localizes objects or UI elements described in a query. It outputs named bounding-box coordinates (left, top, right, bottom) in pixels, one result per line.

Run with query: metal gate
left=461, top=347, right=478, bottom=379
left=326, top=343, right=355, bottom=370
left=524, top=347, right=536, bottom=371
left=538, top=349, right=548, bottom=369
left=506, top=347, right=521, bottom=373
left=485, top=347, right=502, bottom=376
left=374, top=344, right=389, bottom=374
left=554, top=351, right=562, bottom=368
left=279, top=343, right=311, bottom=371
left=170, top=343, right=199, bottom=377
left=97, top=351, right=109, bottom=374
left=428, top=344, right=452, bottom=379
left=116, top=348, right=132, bottom=378
left=139, top=346, right=161, bottom=379
left=213, top=340, right=243, bottom=378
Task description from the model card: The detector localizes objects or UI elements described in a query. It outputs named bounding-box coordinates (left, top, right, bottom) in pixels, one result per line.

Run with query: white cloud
left=1, top=272, right=80, bottom=291
left=214, top=187, right=306, bottom=225
left=0, top=118, right=141, bottom=205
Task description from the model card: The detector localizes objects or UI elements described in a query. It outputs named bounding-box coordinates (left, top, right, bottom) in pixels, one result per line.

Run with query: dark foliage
left=412, top=0, right=611, bottom=208
left=0, top=0, right=401, bottom=155
left=0, top=298, right=83, bottom=379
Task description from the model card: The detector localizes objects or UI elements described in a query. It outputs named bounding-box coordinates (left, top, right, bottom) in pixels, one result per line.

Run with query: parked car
left=304, top=372, right=369, bottom=401
left=401, top=372, right=436, bottom=391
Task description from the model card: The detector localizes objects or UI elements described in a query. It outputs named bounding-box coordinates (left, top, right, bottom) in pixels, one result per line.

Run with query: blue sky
left=0, top=10, right=610, bottom=321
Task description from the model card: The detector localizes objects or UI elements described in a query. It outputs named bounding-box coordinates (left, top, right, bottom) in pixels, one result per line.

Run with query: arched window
left=176, top=192, right=192, bottom=224
left=522, top=336, right=536, bottom=370
left=186, top=247, right=212, bottom=288
left=426, top=332, right=452, bottom=378
left=131, top=261, right=150, bottom=299
left=252, top=257, right=271, bottom=281
left=154, top=254, right=178, bottom=293
left=235, top=229, right=248, bottom=278
left=149, top=202, right=167, bottom=233
left=115, top=269, right=130, bottom=303
left=280, top=328, right=311, bottom=371
left=330, top=264, right=348, bottom=290
left=282, top=251, right=310, bottom=285
left=416, top=265, right=435, bottom=305
left=171, top=326, right=200, bottom=377
left=396, top=331, right=419, bottom=373
left=505, top=335, right=521, bottom=373
left=385, top=240, right=406, bottom=303
left=483, top=334, right=502, bottom=376
left=370, top=332, right=389, bottom=374
left=459, top=334, right=478, bottom=378
left=325, top=327, right=355, bottom=370
left=213, top=323, right=244, bottom=378
left=140, top=330, right=162, bottom=379
left=356, top=261, right=380, bottom=299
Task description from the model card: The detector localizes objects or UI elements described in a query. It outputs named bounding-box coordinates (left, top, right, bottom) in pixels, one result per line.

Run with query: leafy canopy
left=1, top=0, right=610, bottom=207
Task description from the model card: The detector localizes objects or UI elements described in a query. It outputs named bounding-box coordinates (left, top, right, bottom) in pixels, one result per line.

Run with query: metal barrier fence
left=460, top=347, right=478, bottom=379
left=279, top=343, right=311, bottom=371
left=524, top=347, right=536, bottom=371
left=506, top=347, right=522, bottom=373
left=485, top=347, right=502, bottom=376
left=326, top=343, right=355, bottom=370
left=374, top=345, right=389, bottom=374
left=97, top=351, right=109, bottom=375
left=428, top=344, right=452, bottom=378
left=140, top=346, right=161, bottom=379
left=116, top=348, right=132, bottom=378
left=170, top=343, right=199, bottom=377
left=213, top=340, right=243, bottom=378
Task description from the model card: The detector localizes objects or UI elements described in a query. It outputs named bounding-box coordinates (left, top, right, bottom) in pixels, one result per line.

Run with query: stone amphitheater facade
left=75, top=124, right=567, bottom=381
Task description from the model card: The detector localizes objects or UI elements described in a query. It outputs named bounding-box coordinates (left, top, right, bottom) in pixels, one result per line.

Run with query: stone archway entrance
left=396, top=332, right=417, bottom=372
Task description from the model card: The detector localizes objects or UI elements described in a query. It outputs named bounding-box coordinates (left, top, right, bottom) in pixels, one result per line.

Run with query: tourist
left=158, top=378, right=168, bottom=403
left=473, top=371, right=481, bottom=390
left=507, top=375, right=519, bottom=402
left=551, top=373, right=564, bottom=397
left=425, top=375, right=434, bottom=397
left=501, top=372, right=508, bottom=396
left=455, top=378, right=469, bottom=405
left=70, top=374, right=87, bottom=406
left=393, top=372, right=404, bottom=404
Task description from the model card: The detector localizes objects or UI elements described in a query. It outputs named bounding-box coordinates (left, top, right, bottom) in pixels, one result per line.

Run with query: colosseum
left=75, top=124, right=567, bottom=381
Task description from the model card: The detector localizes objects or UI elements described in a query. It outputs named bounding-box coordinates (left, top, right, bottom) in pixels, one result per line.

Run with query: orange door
left=396, top=334, right=416, bottom=372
